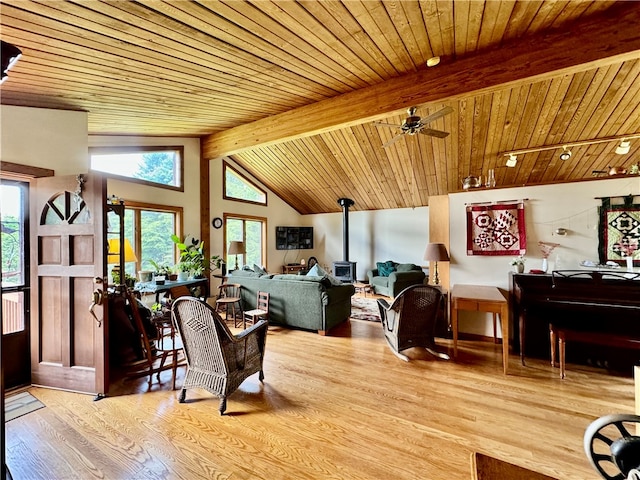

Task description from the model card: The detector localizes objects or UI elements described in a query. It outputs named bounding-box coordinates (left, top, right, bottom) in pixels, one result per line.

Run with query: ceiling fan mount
left=375, top=105, right=453, bottom=148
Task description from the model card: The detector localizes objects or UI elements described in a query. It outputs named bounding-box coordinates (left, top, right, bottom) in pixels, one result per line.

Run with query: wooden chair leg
left=559, top=333, right=566, bottom=379
left=549, top=325, right=556, bottom=367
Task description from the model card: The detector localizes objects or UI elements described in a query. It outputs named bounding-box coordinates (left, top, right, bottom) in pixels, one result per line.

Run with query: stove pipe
left=337, top=197, right=354, bottom=261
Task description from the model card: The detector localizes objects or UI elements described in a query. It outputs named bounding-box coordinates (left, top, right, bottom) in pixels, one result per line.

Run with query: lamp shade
left=424, top=243, right=449, bottom=262
left=107, top=238, right=138, bottom=263
left=228, top=241, right=246, bottom=255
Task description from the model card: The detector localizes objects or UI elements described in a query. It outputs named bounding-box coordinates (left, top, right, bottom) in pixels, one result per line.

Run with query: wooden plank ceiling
left=2, top=1, right=639, bottom=214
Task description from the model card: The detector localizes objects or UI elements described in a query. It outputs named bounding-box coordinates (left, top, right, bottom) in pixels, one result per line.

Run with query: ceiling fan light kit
left=376, top=105, right=452, bottom=148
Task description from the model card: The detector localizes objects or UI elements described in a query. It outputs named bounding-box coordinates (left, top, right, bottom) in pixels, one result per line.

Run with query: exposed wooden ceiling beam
left=203, top=3, right=640, bottom=160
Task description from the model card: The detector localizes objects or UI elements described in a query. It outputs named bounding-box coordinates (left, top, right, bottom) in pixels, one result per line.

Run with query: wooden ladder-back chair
left=377, top=284, right=449, bottom=362
left=171, top=297, right=268, bottom=414
left=125, top=290, right=183, bottom=390
left=243, top=291, right=270, bottom=329
left=215, top=283, right=243, bottom=327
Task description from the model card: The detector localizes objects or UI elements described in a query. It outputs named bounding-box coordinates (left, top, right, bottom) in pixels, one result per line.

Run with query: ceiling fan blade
left=419, top=106, right=454, bottom=125
left=419, top=128, right=449, bottom=139
left=382, top=134, right=404, bottom=148
left=374, top=122, right=402, bottom=129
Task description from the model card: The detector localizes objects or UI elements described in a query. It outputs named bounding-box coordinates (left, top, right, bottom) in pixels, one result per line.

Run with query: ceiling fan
left=375, top=105, right=453, bottom=148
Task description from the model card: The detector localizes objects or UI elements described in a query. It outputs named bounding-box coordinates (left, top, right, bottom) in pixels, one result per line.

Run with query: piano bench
left=550, top=324, right=640, bottom=379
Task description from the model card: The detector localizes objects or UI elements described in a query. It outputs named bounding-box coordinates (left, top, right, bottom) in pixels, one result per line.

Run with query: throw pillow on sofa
left=313, top=263, right=343, bottom=286
left=253, top=264, right=268, bottom=276
left=376, top=261, right=396, bottom=277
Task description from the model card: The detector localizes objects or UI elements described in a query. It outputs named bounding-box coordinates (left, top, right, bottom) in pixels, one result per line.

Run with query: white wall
left=449, top=176, right=640, bottom=336
left=1, top=105, right=88, bottom=173
left=310, top=207, right=429, bottom=280
left=88, top=136, right=202, bottom=238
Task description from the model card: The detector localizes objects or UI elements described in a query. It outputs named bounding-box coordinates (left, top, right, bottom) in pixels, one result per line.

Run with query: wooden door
left=30, top=174, right=108, bottom=395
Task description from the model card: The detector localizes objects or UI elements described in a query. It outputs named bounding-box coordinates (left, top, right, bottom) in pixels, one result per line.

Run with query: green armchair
left=366, top=261, right=426, bottom=297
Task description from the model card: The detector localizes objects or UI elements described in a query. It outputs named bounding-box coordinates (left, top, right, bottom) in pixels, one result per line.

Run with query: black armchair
left=377, top=284, right=449, bottom=361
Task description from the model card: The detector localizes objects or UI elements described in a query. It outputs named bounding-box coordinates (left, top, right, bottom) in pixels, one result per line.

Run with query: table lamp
left=107, top=238, right=138, bottom=284
left=424, top=242, right=449, bottom=285
left=228, top=241, right=246, bottom=271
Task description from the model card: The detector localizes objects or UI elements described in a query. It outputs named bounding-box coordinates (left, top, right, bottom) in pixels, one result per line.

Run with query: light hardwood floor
left=5, top=298, right=633, bottom=480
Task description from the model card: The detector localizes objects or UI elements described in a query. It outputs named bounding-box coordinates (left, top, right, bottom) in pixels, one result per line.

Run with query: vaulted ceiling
left=2, top=1, right=639, bottom=214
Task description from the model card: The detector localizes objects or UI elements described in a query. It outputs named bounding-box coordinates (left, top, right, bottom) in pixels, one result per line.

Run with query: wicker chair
left=377, top=284, right=449, bottom=361
left=171, top=296, right=268, bottom=414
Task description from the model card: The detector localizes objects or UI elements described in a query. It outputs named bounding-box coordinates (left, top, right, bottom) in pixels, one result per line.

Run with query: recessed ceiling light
left=426, top=56, right=440, bottom=67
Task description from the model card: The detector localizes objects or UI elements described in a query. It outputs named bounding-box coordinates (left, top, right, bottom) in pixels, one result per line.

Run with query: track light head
left=506, top=153, right=517, bottom=168
left=616, top=139, right=631, bottom=155
left=559, top=147, right=572, bottom=161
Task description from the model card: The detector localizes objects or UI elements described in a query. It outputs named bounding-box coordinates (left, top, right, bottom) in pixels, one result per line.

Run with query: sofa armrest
left=366, top=269, right=379, bottom=283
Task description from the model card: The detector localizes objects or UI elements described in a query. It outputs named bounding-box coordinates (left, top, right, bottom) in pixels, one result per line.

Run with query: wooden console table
left=282, top=264, right=306, bottom=274
left=450, top=284, right=509, bottom=374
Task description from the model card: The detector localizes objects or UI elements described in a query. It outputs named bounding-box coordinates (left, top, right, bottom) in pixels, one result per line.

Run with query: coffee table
left=353, top=282, right=372, bottom=297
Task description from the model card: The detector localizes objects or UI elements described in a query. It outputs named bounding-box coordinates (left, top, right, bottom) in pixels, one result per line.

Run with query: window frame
left=223, top=213, right=267, bottom=270
left=122, top=200, right=183, bottom=273
left=89, top=146, right=184, bottom=192
left=223, top=161, right=267, bottom=206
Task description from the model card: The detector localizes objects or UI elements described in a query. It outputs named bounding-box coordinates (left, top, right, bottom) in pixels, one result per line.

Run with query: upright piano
left=510, top=270, right=640, bottom=372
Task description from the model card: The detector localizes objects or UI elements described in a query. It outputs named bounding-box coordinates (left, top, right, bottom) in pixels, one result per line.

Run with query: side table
left=353, top=282, right=372, bottom=297
left=450, top=284, right=509, bottom=374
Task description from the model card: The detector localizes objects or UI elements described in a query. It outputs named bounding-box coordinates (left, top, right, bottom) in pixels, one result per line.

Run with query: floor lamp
left=424, top=243, right=449, bottom=285
left=228, top=241, right=246, bottom=271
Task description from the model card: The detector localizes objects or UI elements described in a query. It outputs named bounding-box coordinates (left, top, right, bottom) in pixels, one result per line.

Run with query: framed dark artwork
left=598, top=196, right=640, bottom=267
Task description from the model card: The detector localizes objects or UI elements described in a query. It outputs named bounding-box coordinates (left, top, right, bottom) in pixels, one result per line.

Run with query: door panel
left=30, top=174, right=108, bottom=395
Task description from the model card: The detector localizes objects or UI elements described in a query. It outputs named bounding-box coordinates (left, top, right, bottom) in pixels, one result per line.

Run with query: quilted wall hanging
left=466, top=202, right=526, bottom=256
left=598, top=195, right=640, bottom=267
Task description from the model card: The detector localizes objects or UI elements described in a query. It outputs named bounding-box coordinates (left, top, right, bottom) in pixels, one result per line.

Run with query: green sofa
left=366, top=261, right=426, bottom=297
left=227, top=270, right=355, bottom=335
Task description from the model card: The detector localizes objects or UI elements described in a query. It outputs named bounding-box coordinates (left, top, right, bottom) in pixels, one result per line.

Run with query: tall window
left=1, top=181, right=28, bottom=334
left=90, top=146, right=184, bottom=191
left=107, top=202, right=182, bottom=276
left=223, top=162, right=267, bottom=205
left=224, top=214, right=266, bottom=269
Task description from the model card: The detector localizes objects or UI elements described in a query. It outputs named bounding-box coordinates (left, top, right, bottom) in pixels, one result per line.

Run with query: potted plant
left=172, top=234, right=206, bottom=279
left=210, top=254, right=225, bottom=275
left=149, top=260, right=172, bottom=284
left=510, top=255, right=526, bottom=273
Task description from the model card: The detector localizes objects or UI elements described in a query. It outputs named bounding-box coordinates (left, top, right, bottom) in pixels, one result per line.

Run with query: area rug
left=351, top=296, right=380, bottom=322
left=4, top=391, right=45, bottom=422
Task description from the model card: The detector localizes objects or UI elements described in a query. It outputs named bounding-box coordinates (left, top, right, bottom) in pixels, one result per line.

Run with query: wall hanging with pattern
left=598, top=195, right=640, bottom=267
left=466, top=202, right=526, bottom=256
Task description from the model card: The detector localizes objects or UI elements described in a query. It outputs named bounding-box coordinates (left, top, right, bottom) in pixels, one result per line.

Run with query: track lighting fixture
left=615, top=139, right=631, bottom=155
left=559, top=147, right=572, bottom=161
left=501, top=133, right=640, bottom=165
